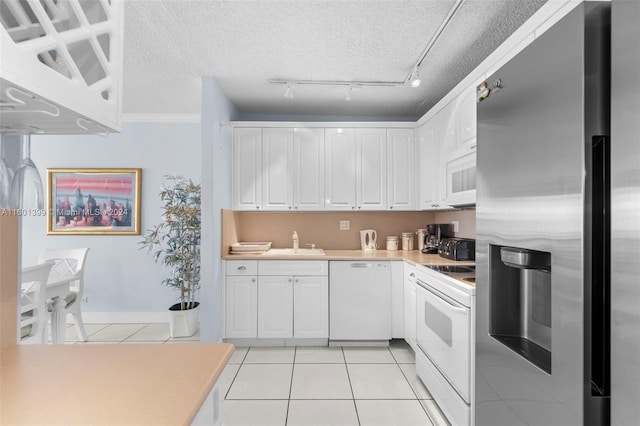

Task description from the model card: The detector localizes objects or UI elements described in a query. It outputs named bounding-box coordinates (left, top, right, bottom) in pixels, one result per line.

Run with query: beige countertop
left=223, top=249, right=475, bottom=266
left=0, top=343, right=234, bottom=425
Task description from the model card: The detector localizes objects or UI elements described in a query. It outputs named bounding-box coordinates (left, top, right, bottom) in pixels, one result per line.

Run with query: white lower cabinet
left=294, top=276, right=329, bottom=338
left=225, top=260, right=328, bottom=340
left=192, top=384, right=222, bottom=426
left=403, top=262, right=417, bottom=351
left=258, top=276, right=294, bottom=338
left=225, top=275, right=258, bottom=338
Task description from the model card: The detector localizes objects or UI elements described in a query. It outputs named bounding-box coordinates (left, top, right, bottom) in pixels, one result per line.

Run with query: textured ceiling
left=123, top=0, right=547, bottom=119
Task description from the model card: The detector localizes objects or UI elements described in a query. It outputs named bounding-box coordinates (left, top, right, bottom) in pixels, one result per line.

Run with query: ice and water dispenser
left=489, top=245, right=552, bottom=373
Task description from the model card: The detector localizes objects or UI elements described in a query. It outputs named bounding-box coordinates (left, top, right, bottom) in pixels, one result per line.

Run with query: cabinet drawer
left=226, top=260, right=258, bottom=275
left=258, top=260, right=328, bottom=276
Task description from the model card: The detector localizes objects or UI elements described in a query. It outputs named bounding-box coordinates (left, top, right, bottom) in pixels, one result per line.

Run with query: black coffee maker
left=422, top=224, right=450, bottom=254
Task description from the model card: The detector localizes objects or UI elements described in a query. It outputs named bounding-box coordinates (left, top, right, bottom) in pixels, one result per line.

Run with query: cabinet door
left=258, top=276, right=293, bottom=338
left=262, top=128, right=294, bottom=210
left=437, top=102, right=457, bottom=204
left=233, top=128, right=262, bottom=210
left=417, top=118, right=452, bottom=210
left=403, top=264, right=417, bottom=351
left=356, top=128, right=387, bottom=210
left=293, top=128, right=325, bottom=210
left=387, top=128, right=415, bottom=210
left=456, top=86, right=477, bottom=147
left=294, top=276, right=329, bottom=338
left=324, top=129, right=357, bottom=210
left=417, top=119, right=439, bottom=209
left=225, top=276, right=257, bottom=338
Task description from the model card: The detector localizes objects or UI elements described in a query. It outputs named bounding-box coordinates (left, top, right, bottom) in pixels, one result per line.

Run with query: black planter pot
left=169, top=301, right=200, bottom=311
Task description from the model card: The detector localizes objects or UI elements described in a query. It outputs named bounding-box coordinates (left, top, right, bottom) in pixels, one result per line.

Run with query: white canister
left=401, top=232, right=414, bottom=251
left=417, top=229, right=427, bottom=251
left=386, top=236, right=399, bottom=251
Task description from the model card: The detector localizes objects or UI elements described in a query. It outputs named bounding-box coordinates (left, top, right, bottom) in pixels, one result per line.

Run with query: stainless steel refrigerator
left=475, top=1, right=640, bottom=425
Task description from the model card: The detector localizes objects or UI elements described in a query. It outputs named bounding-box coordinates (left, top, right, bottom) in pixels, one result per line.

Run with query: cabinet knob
left=410, top=273, right=415, bottom=277
left=288, top=278, right=292, bottom=283
left=390, top=206, right=394, bottom=210
left=251, top=278, right=256, bottom=282
left=256, top=206, right=260, bottom=210
left=295, top=279, right=299, bottom=283
left=238, top=266, right=247, bottom=271
left=294, top=206, right=298, bottom=210
left=352, top=206, right=355, bottom=210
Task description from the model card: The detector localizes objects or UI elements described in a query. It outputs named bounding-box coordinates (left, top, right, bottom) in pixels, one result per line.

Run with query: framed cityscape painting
left=47, top=168, right=141, bottom=235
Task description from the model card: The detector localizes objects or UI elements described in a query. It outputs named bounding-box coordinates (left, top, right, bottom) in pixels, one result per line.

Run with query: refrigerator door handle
left=584, top=134, right=611, bottom=422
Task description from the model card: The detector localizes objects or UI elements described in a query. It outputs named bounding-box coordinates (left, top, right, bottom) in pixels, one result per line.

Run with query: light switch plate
left=339, top=220, right=350, bottom=230
left=451, top=221, right=459, bottom=233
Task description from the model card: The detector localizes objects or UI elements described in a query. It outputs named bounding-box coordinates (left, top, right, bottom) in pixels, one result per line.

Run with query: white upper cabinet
left=234, top=127, right=325, bottom=211
left=293, top=128, right=325, bottom=211
left=441, top=86, right=477, bottom=206
left=233, top=128, right=262, bottom=210
left=233, top=124, right=416, bottom=211
left=456, top=86, right=477, bottom=147
left=324, top=128, right=357, bottom=210
left=356, top=128, right=387, bottom=211
left=262, top=128, right=294, bottom=210
left=417, top=84, right=477, bottom=209
left=387, top=128, right=415, bottom=210
left=417, top=119, right=439, bottom=209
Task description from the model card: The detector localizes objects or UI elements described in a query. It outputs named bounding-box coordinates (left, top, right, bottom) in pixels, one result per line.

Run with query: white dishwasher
left=329, top=261, right=391, bottom=343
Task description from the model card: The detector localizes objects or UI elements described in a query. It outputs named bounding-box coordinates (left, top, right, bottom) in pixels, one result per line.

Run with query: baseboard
left=223, top=338, right=329, bottom=348
left=80, top=311, right=170, bottom=324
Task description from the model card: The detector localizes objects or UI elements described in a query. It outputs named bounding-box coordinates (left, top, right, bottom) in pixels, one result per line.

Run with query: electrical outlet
left=339, top=220, right=350, bottom=230
left=451, top=221, right=459, bottom=233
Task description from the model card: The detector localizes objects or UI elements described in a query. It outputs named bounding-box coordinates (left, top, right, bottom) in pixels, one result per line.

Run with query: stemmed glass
left=9, top=135, right=44, bottom=210
left=0, top=140, right=11, bottom=209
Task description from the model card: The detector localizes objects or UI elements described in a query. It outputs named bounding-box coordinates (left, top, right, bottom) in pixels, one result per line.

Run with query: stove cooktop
left=421, top=264, right=476, bottom=284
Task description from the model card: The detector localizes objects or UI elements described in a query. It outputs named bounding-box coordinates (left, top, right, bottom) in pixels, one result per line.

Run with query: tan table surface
left=1, top=343, right=234, bottom=425
left=224, top=249, right=475, bottom=266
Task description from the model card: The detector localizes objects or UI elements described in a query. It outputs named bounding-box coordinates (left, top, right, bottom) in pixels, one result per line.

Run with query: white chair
left=38, top=248, right=90, bottom=342
left=20, top=261, right=55, bottom=344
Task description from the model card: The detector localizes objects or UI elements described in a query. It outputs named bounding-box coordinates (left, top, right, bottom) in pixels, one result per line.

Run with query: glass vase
left=9, top=135, right=44, bottom=210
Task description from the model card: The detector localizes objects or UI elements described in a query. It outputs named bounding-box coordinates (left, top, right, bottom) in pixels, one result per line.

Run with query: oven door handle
left=418, top=279, right=467, bottom=311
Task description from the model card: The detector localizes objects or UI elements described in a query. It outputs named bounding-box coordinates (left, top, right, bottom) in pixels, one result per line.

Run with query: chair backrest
left=20, top=261, right=55, bottom=344
left=37, top=248, right=89, bottom=294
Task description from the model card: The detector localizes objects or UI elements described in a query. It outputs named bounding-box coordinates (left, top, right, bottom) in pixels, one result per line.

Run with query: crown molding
left=122, top=113, right=201, bottom=123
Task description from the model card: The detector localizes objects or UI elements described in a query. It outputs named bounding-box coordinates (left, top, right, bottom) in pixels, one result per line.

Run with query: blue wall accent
left=22, top=122, right=201, bottom=313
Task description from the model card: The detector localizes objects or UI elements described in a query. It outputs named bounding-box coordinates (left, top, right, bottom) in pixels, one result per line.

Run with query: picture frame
left=47, top=168, right=142, bottom=235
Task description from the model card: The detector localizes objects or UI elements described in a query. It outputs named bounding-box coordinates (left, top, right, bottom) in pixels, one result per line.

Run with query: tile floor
left=67, top=324, right=450, bottom=426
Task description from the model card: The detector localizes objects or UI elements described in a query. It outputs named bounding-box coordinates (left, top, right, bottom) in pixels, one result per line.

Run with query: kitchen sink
left=265, top=248, right=325, bottom=256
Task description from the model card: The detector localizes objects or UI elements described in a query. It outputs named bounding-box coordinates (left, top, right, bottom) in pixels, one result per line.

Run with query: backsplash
left=222, top=209, right=475, bottom=253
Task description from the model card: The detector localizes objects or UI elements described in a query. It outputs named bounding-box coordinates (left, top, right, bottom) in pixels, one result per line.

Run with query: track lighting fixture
left=284, top=84, right=293, bottom=99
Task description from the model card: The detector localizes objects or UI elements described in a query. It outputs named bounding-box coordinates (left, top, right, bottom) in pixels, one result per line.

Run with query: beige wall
left=222, top=208, right=476, bottom=254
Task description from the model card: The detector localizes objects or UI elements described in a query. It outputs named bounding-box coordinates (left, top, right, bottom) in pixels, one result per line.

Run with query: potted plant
left=140, top=175, right=201, bottom=337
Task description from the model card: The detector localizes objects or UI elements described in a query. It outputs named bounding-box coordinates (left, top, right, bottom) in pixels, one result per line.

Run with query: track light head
left=284, top=84, right=293, bottom=99
left=411, top=69, right=421, bottom=88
